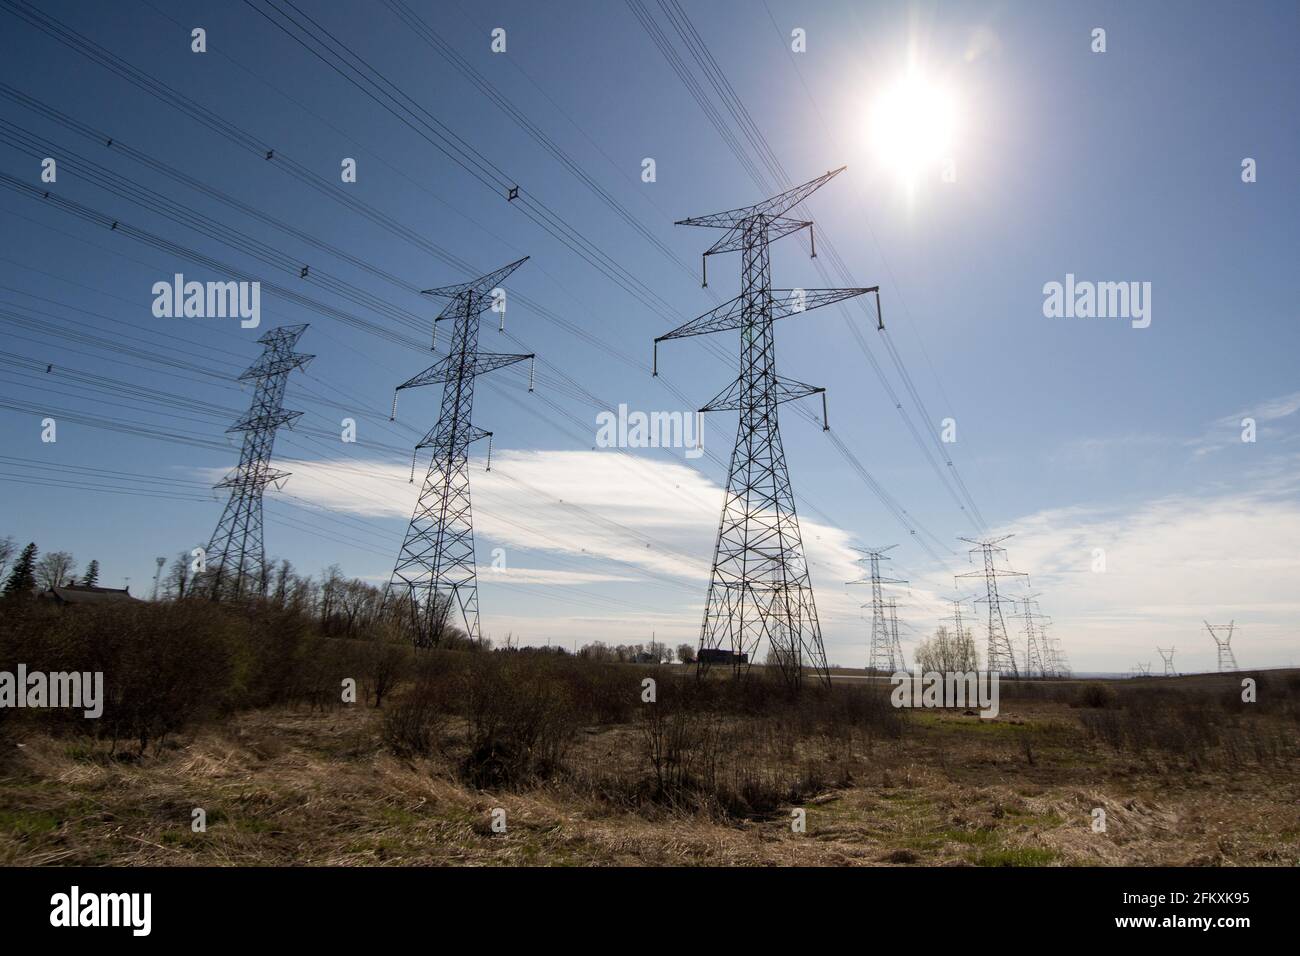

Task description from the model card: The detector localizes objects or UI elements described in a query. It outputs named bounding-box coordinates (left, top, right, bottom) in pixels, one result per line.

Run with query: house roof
left=41, top=584, right=139, bottom=605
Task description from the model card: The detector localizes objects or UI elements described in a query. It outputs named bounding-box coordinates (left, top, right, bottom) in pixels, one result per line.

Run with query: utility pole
left=956, top=535, right=1027, bottom=678
left=202, top=324, right=312, bottom=600
left=1204, top=621, right=1239, bottom=672
left=848, top=545, right=907, bottom=673
left=387, top=258, right=534, bottom=648
left=655, top=167, right=874, bottom=692
left=1157, top=645, right=1177, bottom=676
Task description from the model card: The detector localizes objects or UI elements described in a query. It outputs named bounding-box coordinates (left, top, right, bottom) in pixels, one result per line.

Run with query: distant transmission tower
left=1012, top=592, right=1052, bottom=678
left=1135, top=661, right=1151, bottom=677
left=848, top=545, right=907, bottom=673
left=202, top=324, right=312, bottom=600
left=151, top=556, right=166, bottom=602
left=1157, top=645, right=1177, bottom=676
left=1040, top=626, right=1071, bottom=678
left=655, top=167, right=874, bottom=691
left=886, top=598, right=907, bottom=671
left=956, top=535, right=1027, bottom=678
left=949, top=596, right=979, bottom=667
left=387, top=258, right=534, bottom=648
left=1204, top=620, right=1239, bottom=671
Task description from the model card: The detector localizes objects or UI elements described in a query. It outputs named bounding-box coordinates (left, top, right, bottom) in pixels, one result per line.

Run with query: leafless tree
left=34, top=550, right=76, bottom=590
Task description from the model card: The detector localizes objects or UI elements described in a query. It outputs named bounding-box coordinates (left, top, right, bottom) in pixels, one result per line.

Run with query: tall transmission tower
left=848, top=545, right=908, bottom=673
left=956, top=535, right=1028, bottom=678
left=1156, top=645, right=1177, bottom=676
left=386, top=258, right=534, bottom=648
left=1012, top=592, right=1052, bottom=678
left=201, top=324, right=312, bottom=600
left=654, top=168, right=875, bottom=691
left=1204, top=621, right=1239, bottom=672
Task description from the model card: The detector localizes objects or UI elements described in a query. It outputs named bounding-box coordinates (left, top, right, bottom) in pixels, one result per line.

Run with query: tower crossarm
left=225, top=408, right=304, bottom=433
left=656, top=287, right=875, bottom=342
left=699, top=217, right=811, bottom=256
left=397, top=351, right=533, bottom=390
left=699, top=374, right=825, bottom=413
left=214, top=466, right=292, bottom=490
left=414, top=422, right=491, bottom=452
left=421, top=255, right=528, bottom=303
left=675, top=167, right=845, bottom=229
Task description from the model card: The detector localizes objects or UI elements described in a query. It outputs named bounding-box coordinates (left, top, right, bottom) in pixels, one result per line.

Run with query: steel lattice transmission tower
left=848, top=545, right=908, bottom=673
left=949, top=596, right=979, bottom=668
left=956, top=535, right=1028, bottom=678
left=1156, top=645, right=1177, bottom=676
left=386, top=258, right=534, bottom=648
left=1012, top=592, right=1052, bottom=678
left=654, top=168, right=874, bottom=691
left=885, top=598, right=906, bottom=671
left=1204, top=621, right=1239, bottom=672
left=202, top=324, right=312, bottom=600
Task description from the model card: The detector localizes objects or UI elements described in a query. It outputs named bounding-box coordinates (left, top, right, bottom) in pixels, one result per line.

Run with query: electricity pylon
left=1204, top=620, right=1239, bottom=672
left=387, top=258, right=534, bottom=648
left=655, top=167, right=874, bottom=691
left=202, top=324, right=312, bottom=600
left=949, top=596, right=979, bottom=668
left=1012, top=592, right=1052, bottom=678
left=1040, top=627, right=1071, bottom=678
left=1135, top=661, right=1151, bottom=677
left=886, top=598, right=907, bottom=671
left=848, top=545, right=907, bottom=673
left=1157, top=645, right=1177, bottom=676
left=956, top=535, right=1027, bottom=678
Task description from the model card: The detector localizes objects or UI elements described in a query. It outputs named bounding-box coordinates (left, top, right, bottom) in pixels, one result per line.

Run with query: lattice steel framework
left=949, top=596, right=978, bottom=668
left=956, top=535, right=1027, bottom=678
left=1204, top=621, right=1239, bottom=672
left=655, top=168, right=874, bottom=691
left=387, top=258, right=533, bottom=648
left=1012, top=592, right=1052, bottom=678
left=203, top=324, right=312, bottom=600
left=848, top=545, right=907, bottom=673
left=886, top=598, right=906, bottom=672
left=1156, top=645, right=1177, bottom=676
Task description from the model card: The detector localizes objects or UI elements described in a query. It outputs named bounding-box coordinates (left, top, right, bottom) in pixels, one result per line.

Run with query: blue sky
left=1, top=0, right=1297, bottom=672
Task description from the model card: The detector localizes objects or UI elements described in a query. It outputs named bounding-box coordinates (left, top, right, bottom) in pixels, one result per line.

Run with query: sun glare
left=870, top=69, right=958, bottom=187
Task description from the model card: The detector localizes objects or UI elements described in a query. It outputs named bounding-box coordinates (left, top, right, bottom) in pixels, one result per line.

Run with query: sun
left=869, top=69, right=958, bottom=186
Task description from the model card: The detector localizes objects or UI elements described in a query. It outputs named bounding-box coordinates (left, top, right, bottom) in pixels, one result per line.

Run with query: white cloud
left=245, top=447, right=1300, bottom=673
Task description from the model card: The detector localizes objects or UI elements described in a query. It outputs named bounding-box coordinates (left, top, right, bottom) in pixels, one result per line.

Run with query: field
left=2, top=617, right=1297, bottom=866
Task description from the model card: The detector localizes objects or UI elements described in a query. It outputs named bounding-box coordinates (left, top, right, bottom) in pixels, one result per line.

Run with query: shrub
left=1076, top=682, right=1117, bottom=709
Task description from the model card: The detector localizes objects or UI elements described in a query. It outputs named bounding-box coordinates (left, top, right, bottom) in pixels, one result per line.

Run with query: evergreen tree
left=81, top=559, right=100, bottom=587
left=2, top=542, right=38, bottom=598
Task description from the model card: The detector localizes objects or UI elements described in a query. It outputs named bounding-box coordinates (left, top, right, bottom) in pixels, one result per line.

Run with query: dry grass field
left=2, top=655, right=1297, bottom=867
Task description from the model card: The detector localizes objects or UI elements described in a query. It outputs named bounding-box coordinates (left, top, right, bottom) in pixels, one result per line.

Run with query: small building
left=698, top=648, right=748, bottom=665
left=39, top=584, right=139, bottom=606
